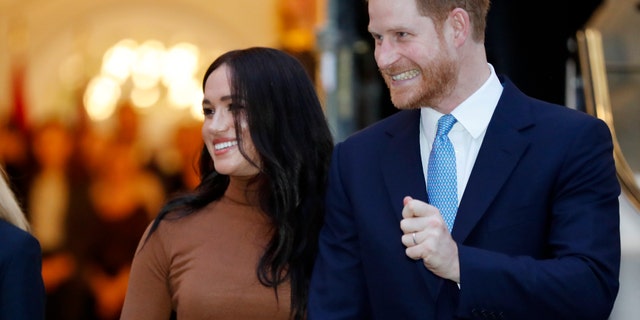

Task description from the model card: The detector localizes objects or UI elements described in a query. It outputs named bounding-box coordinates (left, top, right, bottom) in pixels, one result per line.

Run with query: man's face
left=368, top=0, right=458, bottom=109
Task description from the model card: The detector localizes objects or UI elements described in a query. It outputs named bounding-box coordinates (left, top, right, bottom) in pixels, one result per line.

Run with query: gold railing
left=577, top=28, right=640, bottom=212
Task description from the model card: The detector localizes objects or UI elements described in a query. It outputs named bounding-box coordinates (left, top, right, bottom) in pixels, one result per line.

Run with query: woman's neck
left=224, top=176, right=261, bottom=206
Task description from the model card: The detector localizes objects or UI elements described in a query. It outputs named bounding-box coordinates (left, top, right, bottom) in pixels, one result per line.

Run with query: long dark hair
left=146, top=47, right=334, bottom=319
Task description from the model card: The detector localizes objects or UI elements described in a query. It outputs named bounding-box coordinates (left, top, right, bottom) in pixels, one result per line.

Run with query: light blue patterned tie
left=427, top=114, right=458, bottom=232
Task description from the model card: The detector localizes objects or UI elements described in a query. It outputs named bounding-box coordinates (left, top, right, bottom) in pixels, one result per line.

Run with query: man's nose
left=375, top=40, right=398, bottom=70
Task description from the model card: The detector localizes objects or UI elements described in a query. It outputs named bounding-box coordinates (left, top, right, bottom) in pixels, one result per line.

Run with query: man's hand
left=400, top=196, right=460, bottom=283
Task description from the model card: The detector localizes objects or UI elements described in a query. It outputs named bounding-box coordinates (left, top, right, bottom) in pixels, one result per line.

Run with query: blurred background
left=1, top=0, right=638, bottom=319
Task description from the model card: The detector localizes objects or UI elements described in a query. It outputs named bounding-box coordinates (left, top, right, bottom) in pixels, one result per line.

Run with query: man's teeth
left=214, top=140, right=238, bottom=150
left=392, top=69, right=420, bottom=81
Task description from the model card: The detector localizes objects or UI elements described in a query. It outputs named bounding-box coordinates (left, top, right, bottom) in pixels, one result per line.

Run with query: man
left=308, top=0, right=621, bottom=319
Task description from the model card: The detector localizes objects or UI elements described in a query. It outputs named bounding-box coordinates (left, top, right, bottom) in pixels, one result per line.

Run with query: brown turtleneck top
left=120, top=178, right=291, bottom=320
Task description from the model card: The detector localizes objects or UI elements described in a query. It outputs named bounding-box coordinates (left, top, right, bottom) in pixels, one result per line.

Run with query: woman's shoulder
left=0, top=219, right=36, bottom=242
left=137, top=204, right=224, bottom=259
left=146, top=204, right=218, bottom=241
left=0, top=219, right=41, bottom=259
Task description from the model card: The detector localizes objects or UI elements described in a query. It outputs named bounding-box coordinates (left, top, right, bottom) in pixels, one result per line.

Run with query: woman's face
left=201, top=64, right=260, bottom=177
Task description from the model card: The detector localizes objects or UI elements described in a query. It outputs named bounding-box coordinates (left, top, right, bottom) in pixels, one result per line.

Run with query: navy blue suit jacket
left=0, top=220, right=45, bottom=320
left=309, top=77, right=621, bottom=319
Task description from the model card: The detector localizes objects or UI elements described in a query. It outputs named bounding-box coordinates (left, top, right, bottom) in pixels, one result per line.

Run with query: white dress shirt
left=419, top=63, right=504, bottom=207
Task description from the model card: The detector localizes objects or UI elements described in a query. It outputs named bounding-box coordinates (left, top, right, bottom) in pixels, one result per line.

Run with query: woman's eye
left=202, top=107, right=214, bottom=116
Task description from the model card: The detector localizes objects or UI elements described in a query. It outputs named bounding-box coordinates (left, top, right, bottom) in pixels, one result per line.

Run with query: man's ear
left=449, top=8, right=470, bottom=47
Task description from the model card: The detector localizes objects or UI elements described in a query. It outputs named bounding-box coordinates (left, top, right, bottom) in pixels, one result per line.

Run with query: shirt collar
left=421, top=63, right=503, bottom=138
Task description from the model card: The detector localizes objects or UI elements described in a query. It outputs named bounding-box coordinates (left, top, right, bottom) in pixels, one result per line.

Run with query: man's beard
left=383, top=53, right=458, bottom=110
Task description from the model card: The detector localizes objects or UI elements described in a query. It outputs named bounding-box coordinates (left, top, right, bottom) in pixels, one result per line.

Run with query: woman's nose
left=207, top=110, right=232, bottom=133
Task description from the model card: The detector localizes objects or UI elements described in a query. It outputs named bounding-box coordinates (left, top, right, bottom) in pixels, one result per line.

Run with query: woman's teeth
left=214, top=140, right=238, bottom=150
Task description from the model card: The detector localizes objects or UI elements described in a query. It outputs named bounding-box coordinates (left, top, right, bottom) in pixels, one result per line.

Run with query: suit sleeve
left=309, top=143, right=371, bottom=319
left=0, top=232, right=45, bottom=320
left=457, top=117, right=621, bottom=319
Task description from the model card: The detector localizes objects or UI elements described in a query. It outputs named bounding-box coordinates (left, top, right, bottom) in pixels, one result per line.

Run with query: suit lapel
left=453, top=78, right=534, bottom=243
left=381, top=110, right=428, bottom=220
left=380, top=109, right=442, bottom=300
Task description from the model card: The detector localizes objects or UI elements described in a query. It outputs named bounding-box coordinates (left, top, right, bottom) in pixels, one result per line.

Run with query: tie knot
left=436, top=114, right=457, bottom=136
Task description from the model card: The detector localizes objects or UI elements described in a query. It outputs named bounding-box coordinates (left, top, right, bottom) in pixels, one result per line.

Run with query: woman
left=120, top=47, right=334, bottom=320
left=0, top=166, right=46, bottom=319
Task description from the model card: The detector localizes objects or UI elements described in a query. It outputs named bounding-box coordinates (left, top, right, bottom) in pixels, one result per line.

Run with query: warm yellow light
left=190, top=90, right=205, bottom=121
left=84, top=38, right=209, bottom=123
left=131, top=40, right=165, bottom=89
left=162, top=42, right=199, bottom=87
left=83, top=75, right=121, bottom=121
left=102, top=39, right=138, bottom=84
left=167, top=77, right=200, bottom=109
left=130, top=87, right=161, bottom=109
